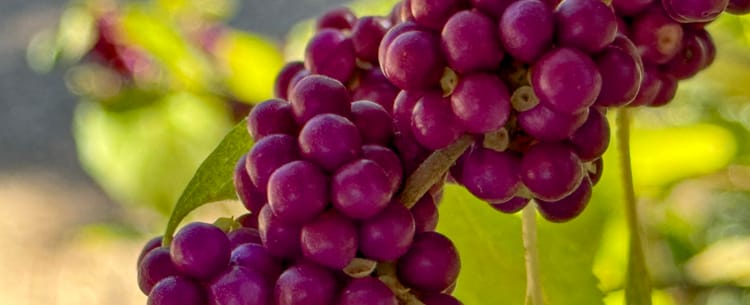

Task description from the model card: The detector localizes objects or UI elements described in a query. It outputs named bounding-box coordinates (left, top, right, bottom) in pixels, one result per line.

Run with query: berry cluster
left=138, top=0, right=750, bottom=304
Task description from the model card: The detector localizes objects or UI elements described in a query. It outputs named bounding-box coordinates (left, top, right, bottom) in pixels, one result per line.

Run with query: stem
left=522, top=204, right=545, bottom=305
left=398, top=134, right=473, bottom=208
left=616, top=109, right=652, bottom=305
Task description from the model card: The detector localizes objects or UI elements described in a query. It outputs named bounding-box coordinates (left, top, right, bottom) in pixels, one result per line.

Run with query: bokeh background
left=4, top=0, right=750, bottom=304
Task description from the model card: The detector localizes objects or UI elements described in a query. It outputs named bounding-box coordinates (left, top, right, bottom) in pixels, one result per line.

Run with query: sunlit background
left=4, top=0, right=750, bottom=304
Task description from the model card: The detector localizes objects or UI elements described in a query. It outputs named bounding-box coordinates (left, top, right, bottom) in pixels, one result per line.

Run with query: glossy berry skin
left=234, top=154, right=266, bottom=214
left=518, top=103, right=589, bottom=142
left=412, top=91, right=464, bottom=150
left=379, top=22, right=422, bottom=66
left=352, top=69, right=400, bottom=113
left=411, top=195, right=439, bottom=233
left=382, top=30, right=446, bottom=90
left=628, top=65, right=664, bottom=107
left=332, top=159, right=393, bottom=219
left=650, top=73, right=678, bottom=107
left=450, top=73, right=511, bottom=134
left=298, top=114, right=362, bottom=172
left=410, top=0, right=467, bottom=30
left=531, top=47, right=602, bottom=115
left=147, top=276, right=204, bottom=305
left=170, top=222, right=230, bottom=280
left=664, top=30, right=712, bottom=80
left=458, top=147, right=522, bottom=203
left=247, top=99, right=297, bottom=140
left=138, top=248, right=180, bottom=295
left=301, top=210, right=359, bottom=269
left=594, top=42, right=644, bottom=107
left=568, top=108, right=610, bottom=161
left=227, top=227, right=262, bottom=248
left=555, top=0, right=617, bottom=53
left=630, top=9, right=684, bottom=64
left=208, top=266, right=272, bottom=305
left=230, top=243, right=282, bottom=279
left=499, top=0, right=555, bottom=63
left=274, top=62, right=306, bottom=100
left=305, top=29, right=356, bottom=83
left=397, top=232, right=460, bottom=293
left=490, top=197, right=531, bottom=214
left=338, top=277, right=399, bottom=305
left=352, top=16, right=391, bottom=63
left=258, top=204, right=302, bottom=259
left=350, top=100, right=394, bottom=146
left=316, top=6, right=357, bottom=30
left=360, top=203, right=416, bottom=261
left=288, top=75, right=351, bottom=125
left=661, top=0, right=729, bottom=23
left=612, top=0, right=653, bottom=15
left=362, top=144, right=404, bottom=193
left=441, top=10, right=504, bottom=73
left=137, top=236, right=163, bottom=267
left=275, top=263, right=338, bottom=305
left=246, top=134, right=299, bottom=191
left=267, top=160, right=329, bottom=225
left=521, top=142, right=584, bottom=201
left=537, top=176, right=593, bottom=222
left=472, top=0, right=514, bottom=18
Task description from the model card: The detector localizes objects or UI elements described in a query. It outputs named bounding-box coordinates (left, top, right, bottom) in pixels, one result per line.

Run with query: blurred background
left=4, top=0, right=750, bottom=304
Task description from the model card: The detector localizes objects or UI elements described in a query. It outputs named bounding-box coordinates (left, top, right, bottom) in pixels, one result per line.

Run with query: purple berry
left=595, top=42, right=644, bottom=107
left=275, top=263, right=338, bottom=305
left=382, top=30, right=446, bottom=90
left=305, top=29, right=356, bottom=83
left=472, top=0, right=515, bottom=18
left=410, top=0, right=467, bottom=30
left=274, top=61, right=306, bottom=100
left=412, top=91, right=464, bottom=150
left=397, top=232, right=461, bottom=293
left=518, top=103, right=589, bottom=142
left=247, top=99, right=297, bottom=140
left=537, top=176, right=593, bottom=222
left=301, top=210, right=358, bottom=269
left=521, top=142, right=584, bottom=201
left=490, top=197, right=530, bottom=214
left=661, top=0, right=728, bottom=23
left=499, top=0, right=555, bottom=63
left=628, top=65, right=664, bottom=106
left=208, top=266, right=272, bottom=305
left=352, top=69, right=400, bottom=113
left=663, top=29, right=712, bottom=80
left=631, top=9, right=684, bottom=64
left=727, top=0, right=750, bottom=13
left=338, top=277, right=398, bottom=305
left=138, top=248, right=180, bottom=295
left=352, top=16, right=392, bottom=63
left=450, top=73, right=511, bottom=133
left=267, top=160, right=329, bottom=224
left=360, top=203, right=416, bottom=261
left=555, top=0, right=617, bottom=53
left=350, top=100, right=394, bottom=146
left=147, top=276, right=204, bottom=305
left=568, top=108, right=610, bottom=161
left=258, top=204, right=302, bottom=259
left=411, top=195, right=439, bottom=233
left=531, top=47, right=602, bottom=115
left=170, top=222, right=230, bottom=280
left=298, top=114, right=362, bottom=172
left=441, top=10, right=504, bottom=73
left=137, top=236, right=163, bottom=267
left=332, top=159, right=393, bottom=219
left=362, top=144, right=404, bottom=193
left=246, top=134, right=299, bottom=191
left=234, top=154, right=266, bottom=214
left=421, top=293, right=464, bottom=305
left=230, top=243, right=282, bottom=279
left=289, top=75, right=351, bottom=125
left=316, top=7, right=357, bottom=30
left=612, top=0, right=653, bottom=16
left=459, top=147, right=522, bottom=203
left=227, top=227, right=262, bottom=248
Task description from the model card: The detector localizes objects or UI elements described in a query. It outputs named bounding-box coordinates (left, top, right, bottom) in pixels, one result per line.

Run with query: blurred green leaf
left=215, top=30, right=284, bottom=103
left=438, top=185, right=606, bottom=305
left=120, top=5, right=214, bottom=90
left=162, top=118, right=252, bottom=245
left=74, top=92, right=232, bottom=216
left=630, top=124, right=736, bottom=188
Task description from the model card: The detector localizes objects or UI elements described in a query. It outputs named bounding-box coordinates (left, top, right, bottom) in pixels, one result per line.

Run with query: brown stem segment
left=398, top=134, right=474, bottom=208
left=616, top=109, right=653, bottom=305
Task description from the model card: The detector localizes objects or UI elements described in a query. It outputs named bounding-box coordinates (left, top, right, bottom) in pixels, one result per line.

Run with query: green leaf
left=438, top=185, right=606, bottom=305
left=162, top=118, right=252, bottom=246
